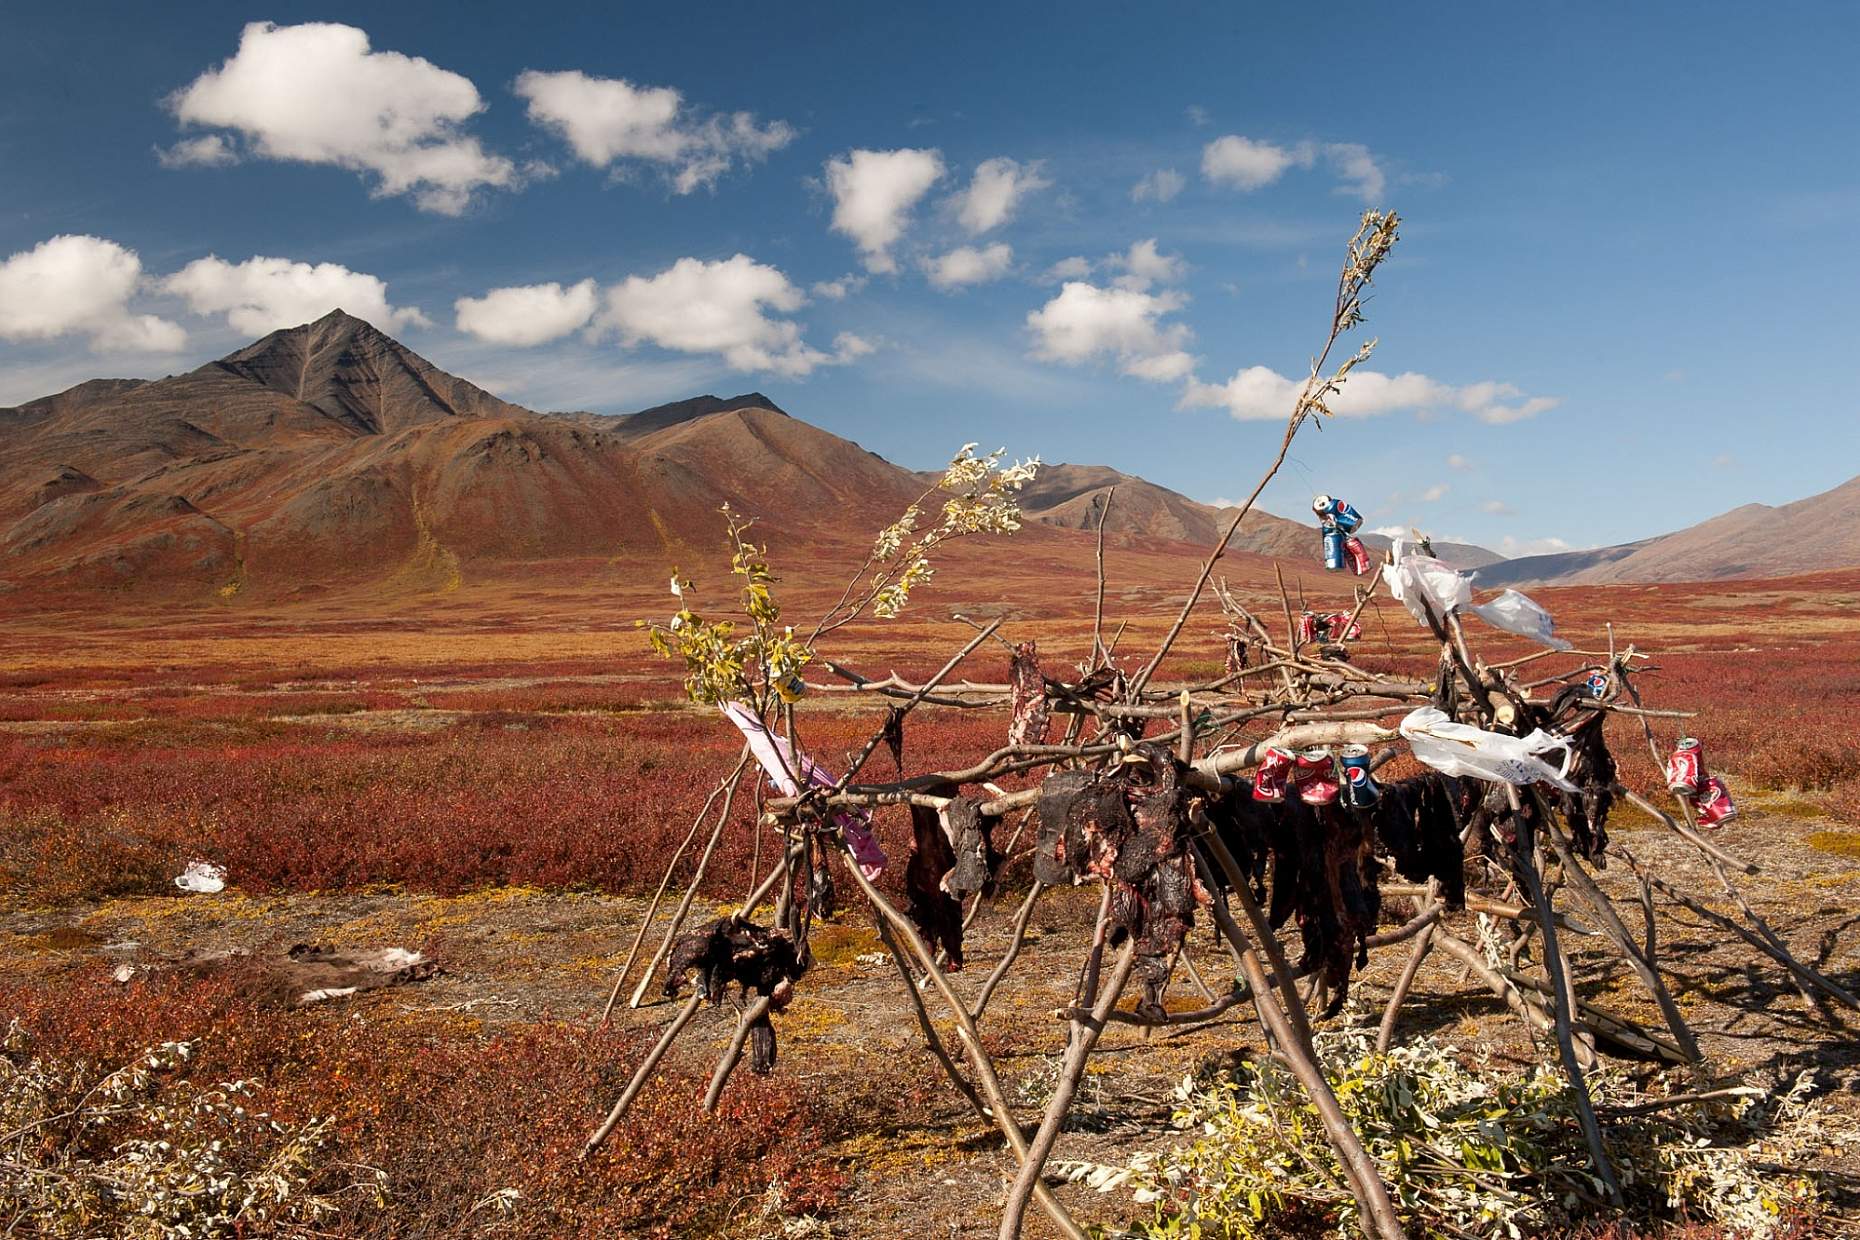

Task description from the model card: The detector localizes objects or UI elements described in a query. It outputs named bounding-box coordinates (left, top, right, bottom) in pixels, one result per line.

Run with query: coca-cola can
left=1339, top=744, right=1378, bottom=807
left=1296, top=611, right=1318, bottom=644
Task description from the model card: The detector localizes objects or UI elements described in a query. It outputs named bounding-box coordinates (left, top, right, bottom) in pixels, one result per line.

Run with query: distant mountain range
left=1477, top=474, right=1860, bottom=585
left=0, top=311, right=1849, bottom=597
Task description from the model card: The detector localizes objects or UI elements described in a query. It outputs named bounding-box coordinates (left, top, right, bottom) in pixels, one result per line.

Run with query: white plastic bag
left=174, top=860, right=226, bottom=894
left=1381, top=538, right=1472, bottom=626
left=1398, top=706, right=1577, bottom=791
left=1469, top=589, right=1572, bottom=651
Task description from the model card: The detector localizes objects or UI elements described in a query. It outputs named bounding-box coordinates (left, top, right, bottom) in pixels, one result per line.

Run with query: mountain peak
left=213, top=311, right=524, bottom=436
left=612, top=392, right=788, bottom=438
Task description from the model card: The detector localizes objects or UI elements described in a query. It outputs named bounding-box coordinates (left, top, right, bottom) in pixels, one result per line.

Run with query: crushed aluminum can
left=774, top=670, right=808, bottom=703
left=1585, top=672, right=1608, bottom=698
left=1322, top=529, right=1345, bottom=571
left=1296, top=611, right=1319, bottom=644
left=1339, top=744, right=1379, bottom=808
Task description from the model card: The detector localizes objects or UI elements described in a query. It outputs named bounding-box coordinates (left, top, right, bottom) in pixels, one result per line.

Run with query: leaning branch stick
left=583, top=991, right=703, bottom=1157
left=603, top=751, right=750, bottom=1022
left=625, top=759, right=750, bottom=1009
left=837, top=839, right=1086, bottom=1240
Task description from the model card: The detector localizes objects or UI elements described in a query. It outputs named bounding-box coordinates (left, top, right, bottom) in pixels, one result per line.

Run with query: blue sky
left=3, top=3, right=1856, bottom=555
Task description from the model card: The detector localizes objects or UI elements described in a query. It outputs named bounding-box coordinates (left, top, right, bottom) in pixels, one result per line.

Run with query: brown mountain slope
left=0, top=315, right=950, bottom=596
left=1019, top=463, right=1317, bottom=558
left=1480, top=474, right=1860, bottom=585
left=1018, top=463, right=1503, bottom=570
left=0, top=312, right=1513, bottom=599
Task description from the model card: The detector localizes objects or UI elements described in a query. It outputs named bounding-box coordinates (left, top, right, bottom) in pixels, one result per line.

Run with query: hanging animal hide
left=664, top=915, right=804, bottom=1073
left=1364, top=772, right=1473, bottom=911
left=907, top=800, right=966, bottom=968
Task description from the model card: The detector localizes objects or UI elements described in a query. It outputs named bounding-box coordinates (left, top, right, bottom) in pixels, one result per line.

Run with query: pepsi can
left=1330, top=500, right=1363, bottom=534
left=1585, top=672, right=1608, bottom=698
left=1323, top=529, right=1345, bottom=570
left=1340, top=744, right=1378, bottom=808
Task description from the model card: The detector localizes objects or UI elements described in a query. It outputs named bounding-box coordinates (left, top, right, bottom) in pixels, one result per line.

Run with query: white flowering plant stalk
left=813, top=442, right=1039, bottom=637
left=641, top=446, right=1037, bottom=708
left=1058, top=1024, right=1830, bottom=1240
left=0, top=1020, right=385, bottom=1238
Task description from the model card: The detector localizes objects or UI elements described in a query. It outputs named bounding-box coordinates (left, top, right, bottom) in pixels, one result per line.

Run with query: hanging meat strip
left=664, top=916, right=805, bottom=1073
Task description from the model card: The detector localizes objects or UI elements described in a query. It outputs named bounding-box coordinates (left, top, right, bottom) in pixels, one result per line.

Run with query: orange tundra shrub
left=0, top=972, right=857, bottom=1238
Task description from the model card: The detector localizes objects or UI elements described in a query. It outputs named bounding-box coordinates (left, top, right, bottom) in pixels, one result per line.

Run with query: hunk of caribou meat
left=1006, top=641, right=1051, bottom=748
left=1532, top=685, right=1616, bottom=862
left=664, top=915, right=805, bottom=1073
left=1032, top=743, right=1206, bottom=1020
left=940, top=795, right=997, bottom=897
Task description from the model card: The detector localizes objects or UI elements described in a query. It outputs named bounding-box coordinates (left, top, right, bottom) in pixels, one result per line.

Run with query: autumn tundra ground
left=3, top=546, right=1859, bottom=1237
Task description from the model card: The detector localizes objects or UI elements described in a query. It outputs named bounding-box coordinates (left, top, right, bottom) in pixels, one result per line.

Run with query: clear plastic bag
left=1399, top=706, right=1577, bottom=791
left=1382, top=538, right=1472, bottom=626
left=1469, top=589, right=1572, bottom=651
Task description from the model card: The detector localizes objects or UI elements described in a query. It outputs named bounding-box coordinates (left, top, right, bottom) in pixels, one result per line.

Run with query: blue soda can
left=1331, top=501, right=1363, bottom=534
left=1340, top=744, right=1378, bottom=808
left=1323, top=529, right=1345, bottom=570
left=1585, top=672, right=1608, bottom=698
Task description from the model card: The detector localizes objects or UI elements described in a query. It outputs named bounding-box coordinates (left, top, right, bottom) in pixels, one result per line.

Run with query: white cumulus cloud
left=156, top=134, right=238, bottom=168
left=1323, top=142, right=1386, bottom=202
left=1131, top=168, right=1185, bottom=203
left=810, top=274, right=867, bottom=300
left=1201, top=135, right=1312, bottom=190
left=0, top=235, right=186, bottom=352
left=923, top=243, right=1014, bottom=290
left=596, top=254, right=863, bottom=377
left=824, top=148, right=944, bottom=273
left=166, top=21, right=515, bottom=214
left=454, top=279, right=598, bottom=346
left=1420, top=483, right=1449, bottom=502
left=1026, top=282, right=1195, bottom=382
left=165, top=254, right=428, bottom=336
left=1201, top=134, right=1390, bottom=201
left=1043, top=256, right=1094, bottom=282
left=1109, top=238, right=1186, bottom=291
left=1447, top=453, right=1473, bottom=471
left=951, top=157, right=1049, bottom=233
left=513, top=69, right=794, bottom=193
left=1181, top=366, right=1559, bottom=424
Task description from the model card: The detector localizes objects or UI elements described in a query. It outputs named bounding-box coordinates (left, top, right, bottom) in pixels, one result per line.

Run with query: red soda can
left=1666, top=737, right=1703, bottom=796
left=1296, top=611, right=1318, bottom=644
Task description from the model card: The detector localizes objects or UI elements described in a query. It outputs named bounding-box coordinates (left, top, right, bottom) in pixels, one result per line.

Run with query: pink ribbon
left=720, top=702, right=887, bottom=879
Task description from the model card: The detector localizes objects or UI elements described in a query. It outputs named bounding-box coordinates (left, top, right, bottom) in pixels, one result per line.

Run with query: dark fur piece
left=907, top=801, right=966, bottom=969
left=1207, top=772, right=1473, bottom=1015
left=1535, top=686, right=1616, bottom=861
left=664, top=915, right=805, bottom=1075
left=1364, top=772, right=1472, bottom=910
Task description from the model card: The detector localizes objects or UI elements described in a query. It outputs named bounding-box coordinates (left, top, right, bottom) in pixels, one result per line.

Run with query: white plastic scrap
left=1381, top=538, right=1472, bottom=626
left=1382, top=539, right=1571, bottom=651
left=173, top=860, right=227, bottom=894
left=1468, top=588, right=1572, bottom=651
left=1399, top=706, right=1578, bottom=791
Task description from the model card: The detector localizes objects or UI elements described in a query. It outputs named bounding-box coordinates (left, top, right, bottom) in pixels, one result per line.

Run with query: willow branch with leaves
left=1129, top=209, right=1400, bottom=696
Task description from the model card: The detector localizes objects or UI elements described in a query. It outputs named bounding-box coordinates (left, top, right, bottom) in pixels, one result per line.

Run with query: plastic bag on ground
left=1398, top=706, right=1578, bottom=792
left=174, top=860, right=226, bottom=894
left=1381, top=538, right=1472, bottom=626
left=1469, top=588, right=1572, bottom=651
